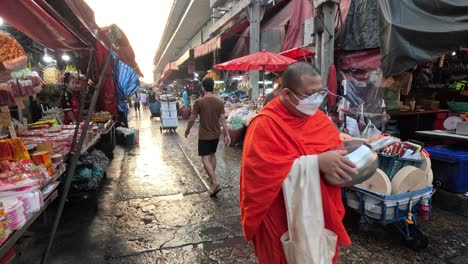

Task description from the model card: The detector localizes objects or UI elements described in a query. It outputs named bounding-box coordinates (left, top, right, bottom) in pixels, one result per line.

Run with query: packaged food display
left=0, top=31, right=27, bottom=71
left=0, top=83, right=15, bottom=106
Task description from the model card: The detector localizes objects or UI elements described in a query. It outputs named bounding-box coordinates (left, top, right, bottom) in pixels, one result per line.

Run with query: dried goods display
left=42, top=66, right=61, bottom=85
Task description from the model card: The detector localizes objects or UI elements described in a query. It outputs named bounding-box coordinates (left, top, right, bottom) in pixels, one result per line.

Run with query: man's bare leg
left=202, top=155, right=218, bottom=191
left=210, top=153, right=217, bottom=173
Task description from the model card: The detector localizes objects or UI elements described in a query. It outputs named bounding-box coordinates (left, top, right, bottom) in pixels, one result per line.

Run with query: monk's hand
left=184, top=129, right=190, bottom=138
left=318, top=150, right=358, bottom=185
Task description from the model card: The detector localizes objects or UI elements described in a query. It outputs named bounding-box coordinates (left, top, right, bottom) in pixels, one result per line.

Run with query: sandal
left=210, top=185, right=222, bottom=197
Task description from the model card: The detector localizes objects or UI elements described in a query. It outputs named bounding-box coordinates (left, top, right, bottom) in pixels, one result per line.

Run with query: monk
left=240, top=62, right=358, bottom=263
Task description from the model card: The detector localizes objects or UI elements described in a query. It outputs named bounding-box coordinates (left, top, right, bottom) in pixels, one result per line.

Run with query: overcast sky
left=85, top=0, right=173, bottom=83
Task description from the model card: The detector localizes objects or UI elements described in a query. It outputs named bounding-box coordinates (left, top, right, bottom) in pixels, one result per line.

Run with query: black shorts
left=198, top=138, right=219, bottom=156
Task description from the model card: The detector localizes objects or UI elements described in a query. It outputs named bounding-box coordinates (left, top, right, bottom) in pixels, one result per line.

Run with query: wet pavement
left=12, top=109, right=468, bottom=263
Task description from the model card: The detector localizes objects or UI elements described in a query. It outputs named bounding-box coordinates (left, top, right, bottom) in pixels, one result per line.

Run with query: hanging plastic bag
left=362, top=120, right=381, bottom=139
left=337, top=97, right=350, bottom=121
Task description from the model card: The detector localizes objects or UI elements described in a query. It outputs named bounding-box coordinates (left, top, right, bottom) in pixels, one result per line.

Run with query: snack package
left=0, top=142, right=13, bottom=162
left=31, top=151, right=52, bottom=167
left=0, top=31, right=27, bottom=71
left=7, top=138, right=30, bottom=160
left=0, top=83, right=15, bottom=106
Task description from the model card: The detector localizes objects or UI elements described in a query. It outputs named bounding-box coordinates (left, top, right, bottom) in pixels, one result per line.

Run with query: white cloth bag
left=280, top=155, right=337, bottom=264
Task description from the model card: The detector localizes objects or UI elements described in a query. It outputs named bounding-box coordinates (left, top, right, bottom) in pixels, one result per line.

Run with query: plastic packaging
left=340, top=69, right=389, bottom=128
left=0, top=31, right=27, bottom=71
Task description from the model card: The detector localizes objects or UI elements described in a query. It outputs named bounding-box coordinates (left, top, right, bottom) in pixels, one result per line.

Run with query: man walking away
left=185, top=77, right=231, bottom=197
left=134, top=94, right=141, bottom=116
left=140, top=91, right=148, bottom=111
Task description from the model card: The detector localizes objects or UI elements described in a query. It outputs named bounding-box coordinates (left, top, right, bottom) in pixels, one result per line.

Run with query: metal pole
left=315, top=6, right=322, bottom=73
left=41, top=47, right=113, bottom=264
left=320, top=2, right=336, bottom=88
left=249, top=1, right=261, bottom=100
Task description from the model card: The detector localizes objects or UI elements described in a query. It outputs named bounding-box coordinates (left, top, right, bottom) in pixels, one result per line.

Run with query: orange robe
left=240, top=97, right=351, bottom=264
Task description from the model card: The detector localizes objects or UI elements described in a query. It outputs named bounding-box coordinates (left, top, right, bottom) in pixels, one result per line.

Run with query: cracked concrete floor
left=12, top=109, right=468, bottom=263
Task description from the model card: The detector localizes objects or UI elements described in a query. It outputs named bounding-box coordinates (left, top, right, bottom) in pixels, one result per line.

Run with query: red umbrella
left=279, top=47, right=314, bottom=61
left=214, top=50, right=297, bottom=72
left=214, top=50, right=297, bottom=100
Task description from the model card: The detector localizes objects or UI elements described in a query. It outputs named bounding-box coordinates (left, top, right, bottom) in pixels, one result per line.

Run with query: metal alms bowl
left=342, top=140, right=379, bottom=187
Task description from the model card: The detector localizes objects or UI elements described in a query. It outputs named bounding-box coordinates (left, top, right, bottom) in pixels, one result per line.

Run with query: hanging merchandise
left=64, top=65, right=78, bottom=74
left=340, top=69, right=388, bottom=128
left=0, top=31, right=27, bottom=72
left=238, top=75, right=252, bottom=92
left=205, top=70, right=222, bottom=90
left=42, top=65, right=61, bottom=85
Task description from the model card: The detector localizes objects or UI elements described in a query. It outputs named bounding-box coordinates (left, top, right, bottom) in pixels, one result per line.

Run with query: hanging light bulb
left=0, top=17, right=4, bottom=26
left=61, top=54, right=71, bottom=61
left=43, top=49, right=53, bottom=63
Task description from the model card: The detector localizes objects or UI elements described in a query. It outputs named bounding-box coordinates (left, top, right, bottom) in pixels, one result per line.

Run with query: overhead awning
left=65, top=0, right=143, bottom=76
left=174, top=49, right=191, bottom=68
left=339, top=48, right=381, bottom=70
left=379, top=0, right=468, bottom=77
left=0, top=0, right=89, bottom=51
left=262, top=0, right=294, bottom=32
left=161, top=69, right=173, bottom=81
left=194, top=36, right=221, bottom=58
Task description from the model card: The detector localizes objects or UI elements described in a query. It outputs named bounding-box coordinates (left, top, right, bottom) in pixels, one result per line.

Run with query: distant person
left=185, top=77, right=231, bottom=197
left=263, top=87, right=281, bottom=106
left=133, top=94, right=141, bottom=116
left=60, top=72, right=81, bottom=124
left=148, top=90, right=156, bottom=103
left=183, top=87, right=190, bottom=107
left=140, top=92, right=148, bottom=111
left=328, top=104, right=360, bottom=138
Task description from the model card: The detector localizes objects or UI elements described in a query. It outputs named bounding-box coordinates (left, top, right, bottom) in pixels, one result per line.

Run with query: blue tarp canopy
left=112, top=53, right=140, bottom=113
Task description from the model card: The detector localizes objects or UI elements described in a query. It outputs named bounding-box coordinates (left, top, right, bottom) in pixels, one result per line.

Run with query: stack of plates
left=3, top=198, right=26, bottom=231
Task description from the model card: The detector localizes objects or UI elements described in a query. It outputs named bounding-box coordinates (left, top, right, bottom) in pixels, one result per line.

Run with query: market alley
left=11, top=109, right=467, bottom=264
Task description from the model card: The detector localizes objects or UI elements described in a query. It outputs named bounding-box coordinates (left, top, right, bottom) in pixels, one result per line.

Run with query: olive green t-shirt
left=192, top=96, right=225, bottom=140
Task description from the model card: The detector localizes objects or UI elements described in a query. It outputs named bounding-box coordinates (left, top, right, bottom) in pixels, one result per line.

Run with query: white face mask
left=293, top=91, right=328, bottom=116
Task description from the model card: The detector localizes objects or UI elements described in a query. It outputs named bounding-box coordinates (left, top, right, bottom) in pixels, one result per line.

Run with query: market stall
left=329, top=0, right=468, bottom=228
left=0, top=1, right=140, bottom=262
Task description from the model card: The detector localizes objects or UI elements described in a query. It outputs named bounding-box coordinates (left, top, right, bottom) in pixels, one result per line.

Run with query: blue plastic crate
left=425, top=145, right=468, bottom=193
left=343, top=186, right=433, bottom=224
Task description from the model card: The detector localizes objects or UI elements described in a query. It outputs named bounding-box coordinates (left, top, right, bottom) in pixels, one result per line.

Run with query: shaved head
left=281, top=62, right=320, bottom=92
